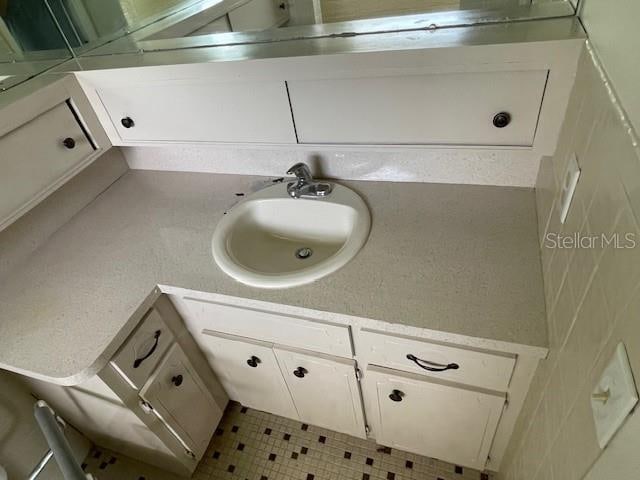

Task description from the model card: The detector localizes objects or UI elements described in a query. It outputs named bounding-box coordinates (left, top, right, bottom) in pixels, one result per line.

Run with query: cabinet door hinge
left=355, top=367, right=363, bottom=381
left=365, top=424, right=371, bottom=437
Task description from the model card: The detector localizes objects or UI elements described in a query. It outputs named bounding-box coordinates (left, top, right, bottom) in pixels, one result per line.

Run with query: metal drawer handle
left=406, top=354, right=459, bottom=372
left=133, top=330, right=161, bottom=368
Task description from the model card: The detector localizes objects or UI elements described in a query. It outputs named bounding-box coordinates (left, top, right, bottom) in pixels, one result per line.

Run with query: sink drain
left=295, top=247, right=313, bottom=259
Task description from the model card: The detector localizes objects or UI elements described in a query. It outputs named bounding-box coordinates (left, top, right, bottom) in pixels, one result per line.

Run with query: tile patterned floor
left=193, top=402, right=492, bottom=480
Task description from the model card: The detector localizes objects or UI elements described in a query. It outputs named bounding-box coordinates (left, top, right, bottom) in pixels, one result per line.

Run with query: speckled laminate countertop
left=0, top=170, right=547, bottom=385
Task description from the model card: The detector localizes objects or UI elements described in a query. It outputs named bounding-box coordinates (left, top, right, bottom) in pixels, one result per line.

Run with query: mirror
left=0, top=0, right=73, bottom=90
left=0, top=0, right=576, bottom=91
left=77, top=0, right=576, bottom=56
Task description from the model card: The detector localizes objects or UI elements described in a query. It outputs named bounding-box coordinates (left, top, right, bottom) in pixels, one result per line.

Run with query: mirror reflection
left=0, top=0, right=574, bottom=91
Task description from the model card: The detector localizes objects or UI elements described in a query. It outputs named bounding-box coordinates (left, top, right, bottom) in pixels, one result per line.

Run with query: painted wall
left=498, top=11, right=640, bottom=480
left=579, top=0, right=640, bottom=133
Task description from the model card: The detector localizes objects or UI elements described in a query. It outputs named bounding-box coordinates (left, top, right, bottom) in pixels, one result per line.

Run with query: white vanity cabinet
left=139, top=344, right=221, bottom=459
left=20, top=295, right=227, bottom=477
left=180, top=297, right=366, bottom=438
left=173, top=294, right=541, bottom=472
left=198, top=331, right=299, bottom=419
left=362, top=366, right=505, bottom=470
left=274, top=347, right=367, bottom=439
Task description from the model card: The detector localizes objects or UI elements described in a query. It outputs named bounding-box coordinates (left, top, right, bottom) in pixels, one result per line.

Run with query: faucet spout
left=286, top=163, right=333, bottom=199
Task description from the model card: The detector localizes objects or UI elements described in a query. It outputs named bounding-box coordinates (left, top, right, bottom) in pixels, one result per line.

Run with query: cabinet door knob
left=493, top=112, right=511, bottom=128
left=389, top=389, right=404, bottom=402
left=293, top=367, right=308, bottom=378
left=171, top=374, right=184, bottom=387
left=247, top=356, right=261, bottom=368
left=62, top=137, right=76, bottom=149
left=121, top=116, right=135, bottom=128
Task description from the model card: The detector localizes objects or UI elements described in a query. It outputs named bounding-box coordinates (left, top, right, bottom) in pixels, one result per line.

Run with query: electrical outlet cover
left=559, top=153, right=581, bottom=224
left=591, top=343, right=639, bottom=448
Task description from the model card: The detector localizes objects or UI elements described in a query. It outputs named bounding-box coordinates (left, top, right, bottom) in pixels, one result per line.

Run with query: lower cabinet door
left=274, top=347, right=366, bottom=439
left=197, top=331, right=298, bottom=419
left=363, top=366, right=505, bottom=470
left=140, top=344, right=223, bottom=459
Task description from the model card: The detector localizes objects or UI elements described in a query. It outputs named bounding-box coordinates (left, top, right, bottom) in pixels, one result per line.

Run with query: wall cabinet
left=362, top=366, right=505, bottom=470
left=97, top=81, right=296, bottom=145
left=0, top=100, right=96, bottom=231
left=287, top=70, right=548, bottom=146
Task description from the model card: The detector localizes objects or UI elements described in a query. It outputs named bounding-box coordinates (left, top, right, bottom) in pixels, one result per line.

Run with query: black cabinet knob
left=121, top=116, right=135, bottom=128
left=171, top=374, right=183, bottom=387
left=247, top=356, right=261, bottom=368
left=493, top=112, right=511, bottom=128
left=62, top=137, right=76, bottom=149
left=293, top=367, right=308, bottom=378
left=389, top=389, right=404, bottom=402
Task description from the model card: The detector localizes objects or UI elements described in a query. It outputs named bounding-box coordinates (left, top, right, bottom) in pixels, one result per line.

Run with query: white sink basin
left=212, top=182, right=370, bottom=288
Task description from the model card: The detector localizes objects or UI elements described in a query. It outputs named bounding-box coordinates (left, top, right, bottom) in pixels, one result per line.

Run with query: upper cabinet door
left=97, top=80, right=296, bottom=145
left=363, top=366, right=505, bottom=471
left=0, top=101, right=95, bottom=231
left=140, top=344, right=222, bottom=458
left=287, top=70, right=548, bottom=146
left=274, top=348, right=366, bottom=439
left=197, top=331, right=298, bottom=420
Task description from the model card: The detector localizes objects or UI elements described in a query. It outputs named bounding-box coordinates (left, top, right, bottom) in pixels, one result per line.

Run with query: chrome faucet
left=286, top=163, right=333, bottom=199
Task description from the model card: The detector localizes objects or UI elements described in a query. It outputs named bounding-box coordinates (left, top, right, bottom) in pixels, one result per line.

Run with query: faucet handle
left=286, top=163, right=313, bottom=181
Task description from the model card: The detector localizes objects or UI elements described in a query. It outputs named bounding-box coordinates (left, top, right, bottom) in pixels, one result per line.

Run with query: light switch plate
left=559, top=153, right=581, bottom=224
left=591, top=343, right=638, bottom=448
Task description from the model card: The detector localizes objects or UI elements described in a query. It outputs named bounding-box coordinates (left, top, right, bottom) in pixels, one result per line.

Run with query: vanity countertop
left=0, top=170, right=547, bottom=384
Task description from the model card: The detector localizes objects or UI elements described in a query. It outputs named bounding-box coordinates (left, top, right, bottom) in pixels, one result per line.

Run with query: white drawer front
left=359, top=330, right=515, bottom=392
left=182, top=298, right=353, bottom=358
left=110, top=308, right=175, bottom=389
left=0, top=101, right=94, bottom=229
left=97, top=81, right=296, bottom=144
left=288, top=70, right=547, bottom=146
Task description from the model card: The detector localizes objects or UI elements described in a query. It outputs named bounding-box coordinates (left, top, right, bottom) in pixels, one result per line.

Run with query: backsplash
left=499, top=44, right=640, bottom=479
left=121, top=145, right=539, bottom=187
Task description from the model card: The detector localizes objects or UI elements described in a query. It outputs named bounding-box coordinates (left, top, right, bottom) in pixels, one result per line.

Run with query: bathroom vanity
left=2, top=164, right=547, bottom=475
left=0, top=11, right=588, bottom=478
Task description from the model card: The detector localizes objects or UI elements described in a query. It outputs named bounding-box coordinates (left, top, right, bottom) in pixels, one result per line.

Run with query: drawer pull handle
left=406, top=354, right=459, bottom=372
left=121, top=116, right=135, bottom=128
left=493, top=112, right=511, bottom=128
left=293, top=367, right=308, bottom=378
left=389, top=389, right=404, bottom=402
left=133, top=330, right=161, bottom=368
left=62, top=137, right=76, bottom=149
left=246, top=356, right=261, bottom=368
left=172, top=374, right=184, bottom=387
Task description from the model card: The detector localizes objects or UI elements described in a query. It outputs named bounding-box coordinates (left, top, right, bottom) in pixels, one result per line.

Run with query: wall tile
left=597, top=204, right=640, bottom=320
left=500, top=44, right=640, bottom=480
